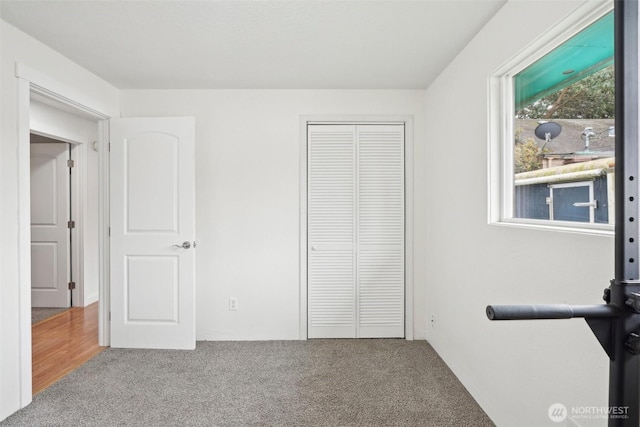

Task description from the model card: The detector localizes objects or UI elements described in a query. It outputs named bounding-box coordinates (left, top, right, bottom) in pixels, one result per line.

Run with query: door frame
left=298, top=115, right=414, bottom=340
left=15, top=63, right=112, bottom=407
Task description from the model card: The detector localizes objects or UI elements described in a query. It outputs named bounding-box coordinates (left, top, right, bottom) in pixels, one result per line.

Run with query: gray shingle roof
left=515, top=118, right=615, bottom=154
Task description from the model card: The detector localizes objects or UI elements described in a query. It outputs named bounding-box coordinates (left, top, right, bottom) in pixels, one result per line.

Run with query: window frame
left=488, top=1, right=615, bottom=235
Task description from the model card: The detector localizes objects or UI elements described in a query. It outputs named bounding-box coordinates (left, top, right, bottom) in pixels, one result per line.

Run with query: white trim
left=15, top=63, right=115, bottom=119
left=308, top=121, right=406, bottom=126
left=493, top=218, right=613, bottom=237
left=98, top=120, right=111, bottom=346
left=305, top=115, right=415, bottom=125
left=299, top=115, right=415, bottom=341
left=17, top=78, right=33, bottom=407
left=404, top=119, right=415, bottom=341
left=16, top=66, right=112, bottom=409
left=298, top=119, right=308, bottom=340
left=71, top=143, right=86, bottom=307
left=488, top=0, right=614, bottom=233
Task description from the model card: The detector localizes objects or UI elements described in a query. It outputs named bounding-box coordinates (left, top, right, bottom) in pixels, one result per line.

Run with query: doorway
left=13, top=64, right=112, bottom=409
left=27, top=93, right=104, bottom=395
left=29, top=95, right=102, bottom=309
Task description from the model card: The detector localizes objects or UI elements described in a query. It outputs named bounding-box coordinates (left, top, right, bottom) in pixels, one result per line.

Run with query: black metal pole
left=609, top=2, right=640, bottom=425
left=486, top=304, right=618, bottom=320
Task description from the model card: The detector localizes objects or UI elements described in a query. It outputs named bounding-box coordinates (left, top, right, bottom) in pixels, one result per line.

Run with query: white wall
left=4, top=1, right=615, bottom=424
left=424, top=1, right=612, bottom=426
left=120, top=90, right=427, bottom=341
left=0, top=20, right=118, bottom=421
left=30, top=100, right=101, bottom=305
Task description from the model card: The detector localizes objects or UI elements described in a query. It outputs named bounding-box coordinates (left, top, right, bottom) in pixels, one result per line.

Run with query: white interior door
left=356, top=125, right=405, bottom=338
left=308, top=125, right=357, bottom=338
left=308, top=124, right=405, bottom=339
left=110, top=117, right=196, bottom=349
left=30, top=142, right=70, bottom=308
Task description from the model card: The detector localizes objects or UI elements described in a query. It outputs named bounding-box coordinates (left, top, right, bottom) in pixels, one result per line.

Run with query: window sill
left=490, top=218, right=614, bottom=237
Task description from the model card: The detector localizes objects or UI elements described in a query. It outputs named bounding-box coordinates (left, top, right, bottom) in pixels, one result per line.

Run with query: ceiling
left=0, top=0, right=506, bottom=90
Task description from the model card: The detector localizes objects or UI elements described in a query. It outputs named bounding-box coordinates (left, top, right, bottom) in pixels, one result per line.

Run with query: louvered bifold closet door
left=308, top=125, right=356, bottom=338
left=357, top=125, right=405, bottom=338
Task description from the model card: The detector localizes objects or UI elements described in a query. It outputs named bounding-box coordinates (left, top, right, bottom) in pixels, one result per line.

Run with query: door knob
left=173, top=241, right=191, bottom=249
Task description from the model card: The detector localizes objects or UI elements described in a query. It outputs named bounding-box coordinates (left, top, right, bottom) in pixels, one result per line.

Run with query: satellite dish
left=534, top=122, right=562, bottom=142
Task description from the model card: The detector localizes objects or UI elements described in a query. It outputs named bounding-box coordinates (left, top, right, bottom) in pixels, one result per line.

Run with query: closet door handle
left=172, top=241, right=191, bottom=249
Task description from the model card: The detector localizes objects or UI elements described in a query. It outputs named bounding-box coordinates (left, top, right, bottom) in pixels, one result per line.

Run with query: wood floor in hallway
left=32, top=302, right=105, bottom=395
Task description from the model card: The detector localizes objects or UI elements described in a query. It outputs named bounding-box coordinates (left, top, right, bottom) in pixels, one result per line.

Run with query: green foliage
left=516, top=65, right=615, bottom=120
left=514, top=136, right=543, bottom=173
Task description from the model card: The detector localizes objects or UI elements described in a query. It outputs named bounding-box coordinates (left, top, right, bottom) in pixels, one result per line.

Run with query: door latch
left=573, top=201, right=598, bottom=208
left=172, top=241, right=191, bottom=249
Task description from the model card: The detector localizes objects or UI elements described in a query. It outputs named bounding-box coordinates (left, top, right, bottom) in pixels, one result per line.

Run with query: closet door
left=308, top=125, right=356, bottom=338
left=357, top=125, right=405, bottom=338
left=307, top=124, right=405, bottom=339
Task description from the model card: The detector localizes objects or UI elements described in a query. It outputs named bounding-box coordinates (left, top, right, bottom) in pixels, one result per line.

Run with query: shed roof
left=515, top=156, right=614, bottom=186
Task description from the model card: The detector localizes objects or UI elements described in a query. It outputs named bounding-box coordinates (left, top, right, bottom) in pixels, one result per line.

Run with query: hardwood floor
left=32, top=302, right=105, bottom=395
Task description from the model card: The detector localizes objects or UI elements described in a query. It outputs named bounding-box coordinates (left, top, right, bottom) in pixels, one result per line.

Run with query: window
left=491, top=5, right=615, bottom=233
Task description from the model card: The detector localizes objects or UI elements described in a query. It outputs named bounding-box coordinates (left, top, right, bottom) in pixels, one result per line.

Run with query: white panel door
left=357, top=125, right=404, bottom=338
left=308, top=125, right=356, bottom=338
left=307, top=124, right=405, bottom=339
left=110, top=117, right=196, bottom=349
left=30, top=142, right=70, bottom=308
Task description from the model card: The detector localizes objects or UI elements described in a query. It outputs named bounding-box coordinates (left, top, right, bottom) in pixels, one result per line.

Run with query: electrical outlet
left=229, top=297, right=238, bottom=311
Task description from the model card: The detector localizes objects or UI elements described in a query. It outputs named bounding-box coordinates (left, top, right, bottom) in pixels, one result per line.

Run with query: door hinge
left=109, top=143, right=111, bottom=152
left=108, top=227, right=111, bottom=236
left=68, top=281, right=76, bottom=290
left=67, top=159, right=75, bottom=168
left=68, top=220, right=76, bottom=229
left=109, top=312, right=111, bottom=321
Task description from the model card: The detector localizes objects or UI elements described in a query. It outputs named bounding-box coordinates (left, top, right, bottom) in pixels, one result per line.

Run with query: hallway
left=32, top=302, right=104, bottom=394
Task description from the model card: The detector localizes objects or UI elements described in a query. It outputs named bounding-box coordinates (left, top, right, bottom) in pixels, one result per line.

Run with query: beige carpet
left=1, top=340, right=494, bottom=426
